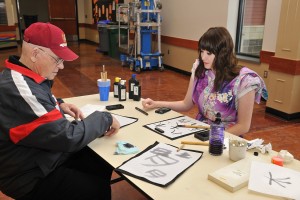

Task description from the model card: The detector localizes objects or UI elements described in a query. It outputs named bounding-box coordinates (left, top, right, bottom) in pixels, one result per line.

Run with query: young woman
left=142, top=27, right=268, bottom=136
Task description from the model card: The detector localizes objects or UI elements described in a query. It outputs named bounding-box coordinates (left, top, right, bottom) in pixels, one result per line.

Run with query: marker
left=178, top=124, right=210, bottom=129
left=155, top=127, right=164, bottom=133
left=135, top=107, right=148, bottom=116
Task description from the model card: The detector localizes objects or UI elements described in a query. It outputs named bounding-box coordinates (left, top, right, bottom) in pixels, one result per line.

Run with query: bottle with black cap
left=133, top=80, right=141, bottom=101
left=209, top=112, right=225, bottom=156
left=128, top=74, right=138, bottom=99
left=118, top=80, right=127, bottom=101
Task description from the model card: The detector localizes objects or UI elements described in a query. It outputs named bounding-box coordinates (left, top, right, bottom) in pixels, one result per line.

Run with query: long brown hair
left=195, top=27, right=241, bottom=91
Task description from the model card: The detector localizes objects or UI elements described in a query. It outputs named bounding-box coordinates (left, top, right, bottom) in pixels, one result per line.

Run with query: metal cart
left=118, top=0, right=164, bottom=73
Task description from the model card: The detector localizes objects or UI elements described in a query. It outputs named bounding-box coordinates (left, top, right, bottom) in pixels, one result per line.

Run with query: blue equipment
left=118, top=0, right=164, bottom=73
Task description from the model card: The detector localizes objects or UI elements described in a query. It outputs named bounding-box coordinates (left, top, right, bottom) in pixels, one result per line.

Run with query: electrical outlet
left=263, top=71, right=268, bottom=78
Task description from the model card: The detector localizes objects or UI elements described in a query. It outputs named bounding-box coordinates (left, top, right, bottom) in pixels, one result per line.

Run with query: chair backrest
left=23, top=15, right=38, bottom=28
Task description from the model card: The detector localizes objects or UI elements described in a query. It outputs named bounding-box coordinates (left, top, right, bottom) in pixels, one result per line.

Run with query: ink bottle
left=209, top=112, right=224, bottom=156
left=133, top=80, right=141, bottom=101
left=118, top=80, right=127, bottom=101
left=114, top=77, right=121, bottom=98
left=128, top=74, right=138, bottom=99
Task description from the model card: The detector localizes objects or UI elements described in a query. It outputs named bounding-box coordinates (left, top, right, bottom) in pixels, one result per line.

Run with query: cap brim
left=51, top=47, right=79, bottom=61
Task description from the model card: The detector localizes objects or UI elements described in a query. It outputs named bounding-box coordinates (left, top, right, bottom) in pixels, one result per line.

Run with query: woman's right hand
left=191, top=59, right=199, bottom=74
left=142, top=98, right=157, bottom=110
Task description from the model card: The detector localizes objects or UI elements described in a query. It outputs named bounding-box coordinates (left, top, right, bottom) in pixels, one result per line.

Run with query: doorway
left=16, top=0, right=79, bottom=42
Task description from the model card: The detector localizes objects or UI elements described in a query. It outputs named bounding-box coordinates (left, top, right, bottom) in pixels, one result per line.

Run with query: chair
left=23, top=15, right=38, bottom=28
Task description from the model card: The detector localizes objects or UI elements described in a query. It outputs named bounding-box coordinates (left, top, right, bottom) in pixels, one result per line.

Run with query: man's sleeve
left=14, top=111, right=113, bottom=152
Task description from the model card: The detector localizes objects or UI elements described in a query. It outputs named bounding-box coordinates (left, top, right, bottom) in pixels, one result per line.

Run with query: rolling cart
left=118, top=0, right=163, bottom=73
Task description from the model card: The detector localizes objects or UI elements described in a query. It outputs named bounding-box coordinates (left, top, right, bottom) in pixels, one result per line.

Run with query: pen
left=135, top=107, right=148, bottom=116
left=181, top=141, right=209, bottom=146
left=155, top=127, right=164, bottom=133
left=178, top=124, right=210, bottom=129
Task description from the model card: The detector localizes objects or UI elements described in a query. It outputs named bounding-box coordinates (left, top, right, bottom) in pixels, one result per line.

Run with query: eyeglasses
left=38, top=48, right=64, bottom=66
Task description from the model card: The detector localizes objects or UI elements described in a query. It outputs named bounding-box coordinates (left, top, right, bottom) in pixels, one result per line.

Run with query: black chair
left=23, top=15, right=38, bottom=28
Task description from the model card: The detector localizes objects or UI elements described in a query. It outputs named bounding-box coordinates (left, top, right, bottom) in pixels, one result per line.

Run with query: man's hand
left=60, top=102, right=84, bottom=120
left=104, top=116, right=120, bottom=136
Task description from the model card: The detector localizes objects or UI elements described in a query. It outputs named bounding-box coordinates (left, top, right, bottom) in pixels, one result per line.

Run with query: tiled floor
left=1, top=42, right=299, bottom=200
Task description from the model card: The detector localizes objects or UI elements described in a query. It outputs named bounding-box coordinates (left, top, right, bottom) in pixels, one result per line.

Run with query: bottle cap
left=271, top=156, right=283, bottom=166
left=215, top=112, right=222, bottom=124
left=115, top=77, right=121, bottom=82
left=120, top=80, right=126, bottom=85
left=132, top=74, right=136, bottom=79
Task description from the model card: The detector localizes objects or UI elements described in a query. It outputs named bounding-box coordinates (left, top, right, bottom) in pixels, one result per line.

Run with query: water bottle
left=209, top=112, right=224, bottom=156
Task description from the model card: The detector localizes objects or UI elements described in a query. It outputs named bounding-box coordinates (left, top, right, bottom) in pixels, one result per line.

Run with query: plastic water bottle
left=209, top=112, right=224, bottom=156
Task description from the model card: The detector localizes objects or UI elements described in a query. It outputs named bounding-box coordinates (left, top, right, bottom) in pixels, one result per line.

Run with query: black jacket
left=0, top=56, right=112, bottom=198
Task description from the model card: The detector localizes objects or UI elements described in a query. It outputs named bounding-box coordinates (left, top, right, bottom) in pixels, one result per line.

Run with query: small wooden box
left=208, top=158, right=252, bottom=192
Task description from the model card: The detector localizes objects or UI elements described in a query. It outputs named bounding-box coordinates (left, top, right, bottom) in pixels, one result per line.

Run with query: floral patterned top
left=192, top=67, right=268, bottom=128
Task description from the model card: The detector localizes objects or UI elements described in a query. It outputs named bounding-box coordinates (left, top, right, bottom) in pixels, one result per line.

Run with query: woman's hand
left=142, top=98, right=157, bottom=110
left=192, top=59, right=199, bottom=72
left=60, top=102, right=84, bottom=120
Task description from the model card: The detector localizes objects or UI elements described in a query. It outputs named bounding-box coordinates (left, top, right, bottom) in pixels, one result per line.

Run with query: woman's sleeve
left=237, top=73, right=268, bottom=104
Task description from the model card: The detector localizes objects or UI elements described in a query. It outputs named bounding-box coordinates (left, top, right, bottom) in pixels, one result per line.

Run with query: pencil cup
left=229, top=140, right=247, bottom=162
left=97, top=79, right=110, bottom=101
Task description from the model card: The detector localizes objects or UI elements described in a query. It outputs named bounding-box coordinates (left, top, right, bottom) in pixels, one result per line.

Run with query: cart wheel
left=159, top=65, right=165, bottom=72
left=129, top=63, right=135, bottom=71
left=135, top=67, right=141, bottom=74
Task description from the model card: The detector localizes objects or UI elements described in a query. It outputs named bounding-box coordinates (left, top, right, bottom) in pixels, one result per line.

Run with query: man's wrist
left=102, top=111, right=113, bottom=127
left=57, top=98, right=65, bottom=105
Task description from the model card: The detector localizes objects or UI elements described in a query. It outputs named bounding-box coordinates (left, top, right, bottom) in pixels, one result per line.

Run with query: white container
left=229, top=140, right=247, bottom=161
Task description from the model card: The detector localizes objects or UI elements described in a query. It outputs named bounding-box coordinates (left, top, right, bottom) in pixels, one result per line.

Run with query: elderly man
left=0, top=22, right=120, bottom=200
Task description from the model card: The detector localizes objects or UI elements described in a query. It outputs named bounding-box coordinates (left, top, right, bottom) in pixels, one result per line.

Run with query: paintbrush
left=178, top=124, right=210, bottom=129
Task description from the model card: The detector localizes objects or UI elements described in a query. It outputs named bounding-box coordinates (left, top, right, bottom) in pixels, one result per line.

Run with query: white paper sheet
left=65, top=104, right=137, bottom=128
left=80, top=104, right=106, bottom=116
left=65, top=104, right=105, bottom=121
left=248, top=161, right=300, bottom=200
left=144, top=116, right=208, bottom=140
left=117, top=142, right=203, bottom=186
left=111, top=113, right=138, bottom=128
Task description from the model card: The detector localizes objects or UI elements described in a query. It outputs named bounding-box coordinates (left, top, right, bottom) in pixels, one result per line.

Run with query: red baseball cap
left=24, top=22, right=78, bottom=61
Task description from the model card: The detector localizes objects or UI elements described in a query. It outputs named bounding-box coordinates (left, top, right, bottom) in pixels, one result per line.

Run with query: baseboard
left=0, top=45, right=18, bottom=50
left=79, top=39, right=98, bottom=46
left=265, top=107, right=300, bottom=120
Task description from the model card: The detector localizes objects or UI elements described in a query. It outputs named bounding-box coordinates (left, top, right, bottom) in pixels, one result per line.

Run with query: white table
left=64, top=93, right=300, bottom=200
